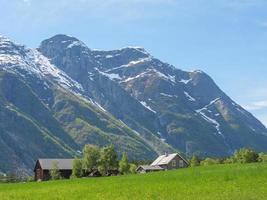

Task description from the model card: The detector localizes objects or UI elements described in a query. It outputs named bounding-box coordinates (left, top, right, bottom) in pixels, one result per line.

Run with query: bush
left=233, top=148, right=258, bottom=164
left=200, top=158, right=220, bottom=166
left=223, top=157, right=234, bottom=164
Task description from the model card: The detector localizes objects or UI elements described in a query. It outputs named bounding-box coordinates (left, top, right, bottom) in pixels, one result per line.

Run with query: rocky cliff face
left=39, top=35, right=267, bottom=158
left=0, top=34, right=267, bottom=175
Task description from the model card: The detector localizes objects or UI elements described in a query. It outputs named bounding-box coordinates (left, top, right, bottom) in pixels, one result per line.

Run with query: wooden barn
left=34, top=159, right=74, bottom=181
left=136, top=153, right=189, bottom=173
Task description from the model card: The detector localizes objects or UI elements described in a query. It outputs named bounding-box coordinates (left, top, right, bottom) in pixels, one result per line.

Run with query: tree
left=129, top=164, right=137, bottom=174
left=190, top=155, right=200, bottom=167
left=98, top=145, right=118, bottom=176
left=50, top=161, right=61, bottom=180
left=72, top=158, right=83, bottom=178
left=83, top=144, right=100, bottom=173
left=119, top=153, right=130, bottom=175
left=234, top=148, right=258, bottom=164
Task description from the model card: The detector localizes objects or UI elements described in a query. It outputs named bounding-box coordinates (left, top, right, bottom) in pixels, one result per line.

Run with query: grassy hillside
left=1, top=163, right=267, bottom=200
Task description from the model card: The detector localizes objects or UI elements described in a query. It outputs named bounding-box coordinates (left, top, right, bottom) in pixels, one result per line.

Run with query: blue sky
left=0, top=0, right=267, bottom=126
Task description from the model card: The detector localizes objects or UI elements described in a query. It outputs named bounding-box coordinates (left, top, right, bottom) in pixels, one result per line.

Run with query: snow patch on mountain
left=97, top=70, right=122, bottom=80
left=160, top=93, right=177, bottom=98
left=140, top=101, right=156, bottom=113
left=196, top=98, right=223, bottom=136
left=179, top=78, right=192, bottom=84
left=184, top=92, right=196, bottom=101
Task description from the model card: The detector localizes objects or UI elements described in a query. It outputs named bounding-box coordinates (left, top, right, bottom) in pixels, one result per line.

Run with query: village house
left=136, top=153, right=189, bottom=173
left=34, top=159, right=74, bottom=181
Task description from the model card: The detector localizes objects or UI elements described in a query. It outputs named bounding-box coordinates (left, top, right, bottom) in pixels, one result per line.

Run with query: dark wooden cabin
left=34, top=159, right=74, bottom=181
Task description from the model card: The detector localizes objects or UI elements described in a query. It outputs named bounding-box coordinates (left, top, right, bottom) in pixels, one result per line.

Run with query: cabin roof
left=37, top=159, right=74, bottom=170
left=150, top=153, right=189, bottom=166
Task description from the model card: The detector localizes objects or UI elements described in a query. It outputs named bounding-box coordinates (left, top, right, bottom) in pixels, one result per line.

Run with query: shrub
left=233, top=148, right=258, bottom=164
left=200, top=158, right=219, bottom=166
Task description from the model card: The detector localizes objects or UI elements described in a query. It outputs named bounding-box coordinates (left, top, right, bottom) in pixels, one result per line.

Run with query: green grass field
left=1, top=163, right=267, bottom=200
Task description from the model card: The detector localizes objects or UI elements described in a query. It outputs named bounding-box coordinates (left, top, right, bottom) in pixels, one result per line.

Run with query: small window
left=172, top=160, right=176, bottom=167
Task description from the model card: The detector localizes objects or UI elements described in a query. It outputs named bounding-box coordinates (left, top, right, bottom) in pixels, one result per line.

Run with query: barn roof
left=150, top=153, right=188, bottom=166
left=37, top=159, right=74, bottom=170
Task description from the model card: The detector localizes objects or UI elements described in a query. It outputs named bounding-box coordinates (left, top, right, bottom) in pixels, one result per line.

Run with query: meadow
left=0, top=163, right=266, bottom=200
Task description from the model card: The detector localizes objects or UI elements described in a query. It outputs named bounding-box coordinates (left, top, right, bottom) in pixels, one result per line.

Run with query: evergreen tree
left=50, top=161, right=61, bottom=180
left=119, top=153, right=130, bottom=174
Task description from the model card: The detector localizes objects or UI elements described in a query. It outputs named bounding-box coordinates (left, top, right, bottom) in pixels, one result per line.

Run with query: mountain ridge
left=0, top=34, right=267, bottom=175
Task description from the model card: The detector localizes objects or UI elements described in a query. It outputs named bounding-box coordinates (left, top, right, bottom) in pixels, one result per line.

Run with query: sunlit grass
left=0, top=163, right=266, bottom=200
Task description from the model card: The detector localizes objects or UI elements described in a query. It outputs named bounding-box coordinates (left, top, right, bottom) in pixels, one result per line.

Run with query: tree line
left=50, top=144, right=137, bottom=180
left=190, top=148, right=267, bottom=167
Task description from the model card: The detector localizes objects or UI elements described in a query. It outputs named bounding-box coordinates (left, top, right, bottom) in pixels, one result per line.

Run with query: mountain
left=1, top=34, right=267, bottom=175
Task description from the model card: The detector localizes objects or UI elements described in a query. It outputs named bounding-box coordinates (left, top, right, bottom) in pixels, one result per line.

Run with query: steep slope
left=39, top=35, right=267, bottom=158
left=0, top=35, right=161, bottom=175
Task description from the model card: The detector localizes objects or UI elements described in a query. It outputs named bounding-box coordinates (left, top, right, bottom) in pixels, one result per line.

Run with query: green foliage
left=200, top=158, right=220, bottom=166
left=119, top=153, right=130, bottom=175
left=1, top=163, right=267, bottom=199
left=190, top=155, right=200, bottom=167
left=258, top=153, right=267, bottom=162
left=49, top=161, right=61, bottom=180
left=82, top=145, right=100, bottom=173
left=98, top=145, right=118, bottom=176
left=223, top=157, right=234, bottom=164
left=129, top=164, right=137, bottom=174
left=72, top=158, right=83, bottom=178
left=233, top=148, right=259, bottom=164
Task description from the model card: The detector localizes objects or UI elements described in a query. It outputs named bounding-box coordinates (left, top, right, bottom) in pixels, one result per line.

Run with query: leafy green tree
left=190, top=155, right=200, bottom=167
left=258, top=153, right=267, bottom=162
left=234, top=148, right=258, bottom=164
left=98, top=145, right=118, bottom=176
left=119, top=153, right=130, bottom=174
left=129, top=164, right=137, bottom=174
left=50, top=161, right=61, bottom=180
left=83, top=144, right=100, bottom=173
left=72, top=158, right=83, bottom=178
